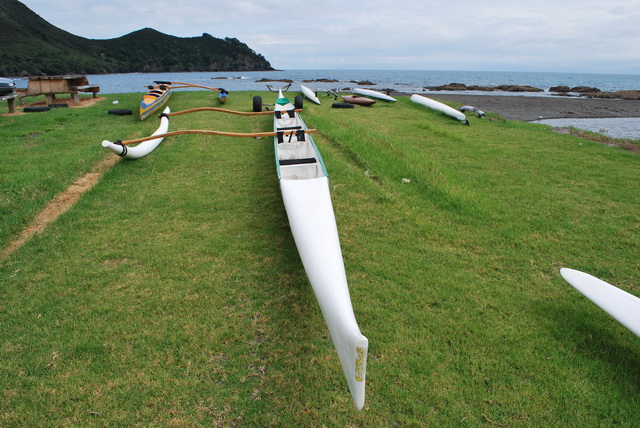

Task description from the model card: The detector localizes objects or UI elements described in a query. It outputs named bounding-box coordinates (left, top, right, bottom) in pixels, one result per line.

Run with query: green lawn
left=1, top=90, right=639, bottom=426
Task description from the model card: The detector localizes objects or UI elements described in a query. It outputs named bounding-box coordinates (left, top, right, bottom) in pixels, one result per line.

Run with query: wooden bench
left=0, top=93, right=18, bottom=113
left=20, top=75, right=100, bottom=106
left=69, top=85, right=100, bottom=104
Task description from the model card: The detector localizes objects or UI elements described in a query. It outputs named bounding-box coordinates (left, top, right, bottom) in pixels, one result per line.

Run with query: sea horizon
left=12, top=69, right=640, bottom=96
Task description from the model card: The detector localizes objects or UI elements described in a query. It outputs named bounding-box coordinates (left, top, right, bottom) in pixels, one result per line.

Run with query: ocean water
left=532, top=117, right=640, bottom=140
left=13, top=69, right=638, bottom=95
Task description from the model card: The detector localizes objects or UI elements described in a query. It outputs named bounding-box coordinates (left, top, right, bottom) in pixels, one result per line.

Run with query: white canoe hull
left=102, top=107, right=170, bottom=159
left=280, top=178, right=368, bottom=409
left=301, top=85, right=321, bottom=105
left=411, top=94, right=469, bottom=124
left=274, top=90, right=368, bottom=409
left=352, top=87, right=397, bottom=102
left=561, top=268, right=640, bottom=337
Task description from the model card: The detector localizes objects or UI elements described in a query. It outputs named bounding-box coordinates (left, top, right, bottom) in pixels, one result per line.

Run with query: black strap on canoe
left=279, top=157, right=317, bottom=166
left=276, top=128, right=306, bottom=144
left=275, top=109, right=295, bottom=119
left=113, top=140, right=127, bottom=157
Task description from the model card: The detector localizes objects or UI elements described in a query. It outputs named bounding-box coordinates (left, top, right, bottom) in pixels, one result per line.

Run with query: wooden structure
left=0, top=93, right=18, bottom=113
left=21, top=75, right=100, bottom=105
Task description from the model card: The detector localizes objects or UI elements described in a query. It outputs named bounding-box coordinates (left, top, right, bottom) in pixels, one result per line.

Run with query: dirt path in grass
left=1, top=154, right=118, bottom=261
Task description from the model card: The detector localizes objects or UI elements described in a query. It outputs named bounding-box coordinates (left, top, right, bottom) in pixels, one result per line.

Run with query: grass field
left=1, top=90, right=639, bottom=426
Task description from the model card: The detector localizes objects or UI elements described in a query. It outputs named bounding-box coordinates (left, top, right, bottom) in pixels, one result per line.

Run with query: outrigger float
left=102, top=91, right=369, bottom=409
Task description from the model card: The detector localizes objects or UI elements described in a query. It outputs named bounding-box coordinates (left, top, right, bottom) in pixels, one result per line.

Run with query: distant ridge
left=0, top=0, right=274, bottom=76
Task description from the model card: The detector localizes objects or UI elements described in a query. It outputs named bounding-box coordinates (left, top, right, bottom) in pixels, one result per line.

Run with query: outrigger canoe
left=561, top=268, right=640, bottom=338
left=273, top=90, right=369, bottom=410
left=140, top=81, right=172, bottom=120
left=101, top=95, right=368, bottom=408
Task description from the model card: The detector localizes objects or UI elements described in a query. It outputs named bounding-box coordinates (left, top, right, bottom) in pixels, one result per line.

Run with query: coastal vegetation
left=1, top=91, right=638, bottom=426
left=0, top=0, right=273, bottom=76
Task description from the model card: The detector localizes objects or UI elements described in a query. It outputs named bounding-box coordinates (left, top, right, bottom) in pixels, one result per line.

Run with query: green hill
left=0, top=0, right=274, bottom=76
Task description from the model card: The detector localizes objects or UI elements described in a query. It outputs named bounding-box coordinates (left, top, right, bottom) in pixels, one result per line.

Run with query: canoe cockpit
left=275, top=110, right=327, bottom=180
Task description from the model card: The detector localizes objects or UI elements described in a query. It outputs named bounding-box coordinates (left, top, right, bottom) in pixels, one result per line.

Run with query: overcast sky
left=18, top=0, right=640, bottom=75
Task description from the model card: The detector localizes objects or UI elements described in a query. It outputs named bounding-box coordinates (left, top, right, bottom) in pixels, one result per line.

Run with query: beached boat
left=411, top=94, right=470, bottom=125
left=342, top=95, right=376, bottom=106
left=300, top=84, right=321, bottom=105
left=352, top=87, right=397, bottom=102
left=103, top=107, right=170, bottom=158
left=273, top=90, right=368, bottom=409
left=560, top=268, right=640, bottom=337
left=139, top=82, right=172, bottom=120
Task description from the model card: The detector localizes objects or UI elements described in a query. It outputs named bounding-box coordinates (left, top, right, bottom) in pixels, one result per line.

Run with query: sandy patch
left=1, top=154, right=119, bottom=261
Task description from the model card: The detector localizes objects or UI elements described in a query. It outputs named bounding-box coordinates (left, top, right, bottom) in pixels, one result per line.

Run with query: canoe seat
left=279, top=157, right=317, bottom=166
left=276, top=127, right=305, bottom=144
left=275, top=109, right=296, bottom=119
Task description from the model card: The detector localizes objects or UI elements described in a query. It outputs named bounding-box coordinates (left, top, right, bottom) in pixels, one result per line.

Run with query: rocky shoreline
left=419, top=82, right=640, bottom=101
left=393, top=92, right=640, bottom=122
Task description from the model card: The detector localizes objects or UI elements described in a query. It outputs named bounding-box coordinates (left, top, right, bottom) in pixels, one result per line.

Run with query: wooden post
left=7, top=97, right=16, bottom=113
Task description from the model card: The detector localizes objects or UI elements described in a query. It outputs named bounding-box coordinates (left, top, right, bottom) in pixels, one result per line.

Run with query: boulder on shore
left=570, top=86, right=601, bottom=93
left=256, top=78, right=293, bottom=83
left=303, top=78, right=339, bottom=83
left=495, top=85, right=543, bottom=92
left=424, top=83, right=469, bottom=91
left=581, top=90, right=640, bottom=100
left=424, top=83, right=543, bottom=92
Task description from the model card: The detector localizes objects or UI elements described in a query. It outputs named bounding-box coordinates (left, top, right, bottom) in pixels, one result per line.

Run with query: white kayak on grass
left=411, top=94, right=469, bottom=125
left=102, top=107, right=170, bottom=159
left=352, top=87, right=397, bottom=102
left=560, top=268, right=640, bottom=337
left=300, top=84, right=321, bottom=105
left=273, top=90, right=368, bottom=410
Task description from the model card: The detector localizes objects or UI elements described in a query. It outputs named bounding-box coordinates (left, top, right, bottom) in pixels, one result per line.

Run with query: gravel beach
left=393, top=92, right=640, bottom=122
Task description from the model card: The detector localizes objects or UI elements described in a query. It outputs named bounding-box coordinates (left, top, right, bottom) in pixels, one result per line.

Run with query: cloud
left=17, top=0, right=640, bottom=73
